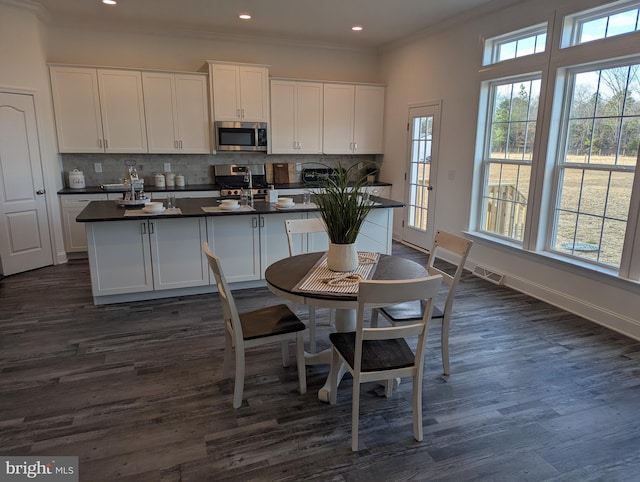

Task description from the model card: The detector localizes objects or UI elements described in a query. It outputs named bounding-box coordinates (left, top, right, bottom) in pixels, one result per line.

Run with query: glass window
left=480, top=77, right=541, bottom=241
left=484, top=24, right=547, bottom=65
left=551, top=63, right=639, bottom=267
left=564, top=1, right=640, bottom=47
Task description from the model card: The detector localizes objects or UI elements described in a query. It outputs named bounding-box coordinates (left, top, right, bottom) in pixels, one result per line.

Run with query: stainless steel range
left=214, top=164, right=268, bottom=197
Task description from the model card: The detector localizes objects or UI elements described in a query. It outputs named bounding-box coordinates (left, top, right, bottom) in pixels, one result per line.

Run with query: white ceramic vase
left=327, top=242, right=359, bottom=272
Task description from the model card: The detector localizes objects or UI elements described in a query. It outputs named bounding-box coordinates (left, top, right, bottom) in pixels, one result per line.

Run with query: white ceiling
left=35, top=0, right=501, bottom=50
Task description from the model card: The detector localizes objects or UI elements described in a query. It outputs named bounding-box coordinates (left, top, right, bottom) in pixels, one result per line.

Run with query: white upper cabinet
left=208, top=62, right=270, bottom=122
left=323, top=83, right=385, bottom=155
left=50, top=66, right=148, bottom=153
left=270, top=80, right=323, bottom=154
left=49, top=66, right=105, bottom=153
left=96, top=69, right=148, bottom=153
left=142, top=72, right=210, bottom=153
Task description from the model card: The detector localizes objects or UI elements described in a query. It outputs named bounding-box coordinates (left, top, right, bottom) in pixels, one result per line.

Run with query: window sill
left=464, top=230, right=640, bottom=293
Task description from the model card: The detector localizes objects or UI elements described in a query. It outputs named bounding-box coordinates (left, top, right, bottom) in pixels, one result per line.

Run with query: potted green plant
left=313, top=162, right=378, bottom=271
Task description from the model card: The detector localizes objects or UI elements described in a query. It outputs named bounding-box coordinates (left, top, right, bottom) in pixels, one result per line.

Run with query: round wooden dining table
left=265, top=251, right=429, bottom=401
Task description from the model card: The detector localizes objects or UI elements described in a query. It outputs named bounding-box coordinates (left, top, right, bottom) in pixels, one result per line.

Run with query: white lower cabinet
left=356, top=208, right=393, bottom=254
left=60, top=194, right=108, bottom=253
left=87, top=217, right=208, bottom=297
left=207, top=212, right=306, bottom=281
left=207, top=215, right=260, bottom=283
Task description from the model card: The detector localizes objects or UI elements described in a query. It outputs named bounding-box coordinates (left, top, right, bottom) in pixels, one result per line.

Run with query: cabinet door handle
left=260, top=217, right=264, bottom=228
left=174, top=140, right=178, bottom=149
left=98, top=139, right=102, bottom=148
left=252, top=217, right=258, bottom=229
left=354, top=142, right=358, bottom=150
left=141, top=222, right=146, bottom=235
left=149, top=221, right=154, bottom=234
left=237, top=108, right=242, bottom=118
left=104, top=139, right=109, bottom=149
left=179, top=140, right=183, bottom=149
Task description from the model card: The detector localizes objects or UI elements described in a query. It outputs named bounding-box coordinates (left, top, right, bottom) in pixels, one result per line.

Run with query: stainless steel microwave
left=215, top=121, right=268, bottom=152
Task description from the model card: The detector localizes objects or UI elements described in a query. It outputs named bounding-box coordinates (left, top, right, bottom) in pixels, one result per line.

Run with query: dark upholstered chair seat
left=329, top=332, right=415, bottom=372
left=379, top=302, right=444, bottom=322
left=240, top=304, right=306, bottom=340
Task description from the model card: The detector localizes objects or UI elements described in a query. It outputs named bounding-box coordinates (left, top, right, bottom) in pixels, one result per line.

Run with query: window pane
left=591, top=117, right=621, bottom=163
left=570, top=72, right=599, bottom=118
left=607, top=10, right=639, bottom=37
left=580, top=170, right=609, bottom=216
left=516, top=36, right=536, bottom=57
left=599, top=219, right=626, bottom=266
left=535, top=33, right=547, bottom=53
left=523, top=122, right=536, bottom=160
left=580, top=18, right=607, bottom=43
left=558, top=168, right=581, bottom=212
left=605, top=171, right=634, bottom=221
left=574, top=213, right=603, bottom=261
left=498, top=41, right=517, bottom=62
left=566, top=119, right=593, bottom=161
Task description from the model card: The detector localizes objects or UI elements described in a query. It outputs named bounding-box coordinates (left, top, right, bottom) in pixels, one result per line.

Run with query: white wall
left=379, top=0, right=640, bottom=339
left=45, top=23, right=380, bottom=82
left=0, top=1, right=66, bottom=265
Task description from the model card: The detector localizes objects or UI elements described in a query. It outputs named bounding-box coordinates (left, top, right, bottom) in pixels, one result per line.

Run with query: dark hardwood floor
left=2, top=242, right=640, bottom=481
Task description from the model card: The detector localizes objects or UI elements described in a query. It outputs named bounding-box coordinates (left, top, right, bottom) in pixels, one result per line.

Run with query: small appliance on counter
left=214, top=164, right=268, bottom=198
left=68, top=169, right=85, bottom=189
left=301, top=167, right=341, bottom=186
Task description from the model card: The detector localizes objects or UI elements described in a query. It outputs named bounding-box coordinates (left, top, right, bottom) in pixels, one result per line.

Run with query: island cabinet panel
left=207, top=215, right=261, bottom=283
left=149, top=217, right=209, bottom=290
left=87, top=220, right=153, bottom=296
left=355, top=208, right=393, bottom=254
left=86, top=217, right=209, bottom=297
left=259, top=212, right=306, bottom=277
left=60, top=194, right=108, bottom=253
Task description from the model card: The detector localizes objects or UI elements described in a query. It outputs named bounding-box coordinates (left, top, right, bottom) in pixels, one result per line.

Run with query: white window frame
left=561, top=0, right=640, bottom=48
left=483, top=23, right=548, bottom=66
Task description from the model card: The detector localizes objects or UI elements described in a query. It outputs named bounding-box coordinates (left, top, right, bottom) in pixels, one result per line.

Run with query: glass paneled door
left=402, top=104, right=441, bottom=250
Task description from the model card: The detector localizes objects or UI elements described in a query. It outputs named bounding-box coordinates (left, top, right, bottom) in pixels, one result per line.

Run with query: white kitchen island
left=77, top=195, right=402, bottom=305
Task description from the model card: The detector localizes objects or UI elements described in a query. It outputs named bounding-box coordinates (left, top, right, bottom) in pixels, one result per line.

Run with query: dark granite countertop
left=76, top=194, right=403, bottom=222
left=58, top=181, right=392, bottom=195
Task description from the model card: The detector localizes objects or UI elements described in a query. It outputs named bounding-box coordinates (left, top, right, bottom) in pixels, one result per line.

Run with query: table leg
left=333, top=308, right=356, bottom=332
left=304, top=349, right=331, bottom=365
left=318, top=360, right=347, bottom=403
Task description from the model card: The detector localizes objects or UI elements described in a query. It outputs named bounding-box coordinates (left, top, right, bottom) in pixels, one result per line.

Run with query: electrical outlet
left=295, top=163, right=302, bottom=171
left=164, top=162, right=171, bottom=172
left=94, top=162, right=102, bottom=173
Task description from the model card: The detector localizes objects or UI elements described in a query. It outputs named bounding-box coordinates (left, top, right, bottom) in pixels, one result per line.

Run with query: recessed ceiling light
left=102, top=0, right=117, bottom=4
left=239, top=13, right=252, bottom=20
left=352, top=25, right=363, bottom=31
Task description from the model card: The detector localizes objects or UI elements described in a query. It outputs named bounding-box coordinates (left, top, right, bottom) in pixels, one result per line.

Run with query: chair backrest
left=427, top=230, right=473, bottom=316
left=202, top=241, right=243, bottom=343
left=355, top=275, right=443, bottom=371
left=284, top=218, right=327, bottom=256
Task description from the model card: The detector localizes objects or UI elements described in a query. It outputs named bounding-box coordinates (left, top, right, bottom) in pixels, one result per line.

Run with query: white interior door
left=0, top=92, right=53, bottom=275
left=402, top=103, right=441, bottom=250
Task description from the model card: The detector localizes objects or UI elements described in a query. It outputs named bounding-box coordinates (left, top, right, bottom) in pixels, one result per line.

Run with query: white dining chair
left=284, top=217, right=330, bottom=353
left=371, top=230, right=473, bottom=375
left=203, top=242, right=307, bottom=408
left=328, top=275, right=443, bottom=451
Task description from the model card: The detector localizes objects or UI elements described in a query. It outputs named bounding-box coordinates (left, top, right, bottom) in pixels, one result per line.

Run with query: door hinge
left=402, top=219, right=405, bottom=227
left=407, top=122, right=410, bottom=131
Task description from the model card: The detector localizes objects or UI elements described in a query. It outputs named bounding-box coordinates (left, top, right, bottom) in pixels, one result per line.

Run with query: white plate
left=142, top=206, right=166, bottom=214
left=220, top=204, right=241, bottom=210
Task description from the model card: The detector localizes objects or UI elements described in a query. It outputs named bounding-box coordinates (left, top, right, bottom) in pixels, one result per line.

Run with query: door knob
left=36, top=189, right=45, bottom=195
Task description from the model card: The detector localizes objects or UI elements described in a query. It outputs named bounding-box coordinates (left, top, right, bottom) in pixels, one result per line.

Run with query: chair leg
left=281, top=340, right=290, bottom=367
left=370, top=308, right=379, bottom=328
left=351, top=374, right=361, bottom=452
left=328, top=348, right=340, bottom=405
left=441, top=317, right=451, bottom=376
left=222, top=330, right=233, bottom=379
left=233, top=348, right=245, bottom=409
left=296, top=332, right=307, bottom=394
left=308, top=306, right=317, bottom=353
left=413, top=373, right=424, bottom=441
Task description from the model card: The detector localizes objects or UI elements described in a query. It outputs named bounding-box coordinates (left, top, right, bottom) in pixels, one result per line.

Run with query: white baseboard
left=505, top=273, right=640, bottom=341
